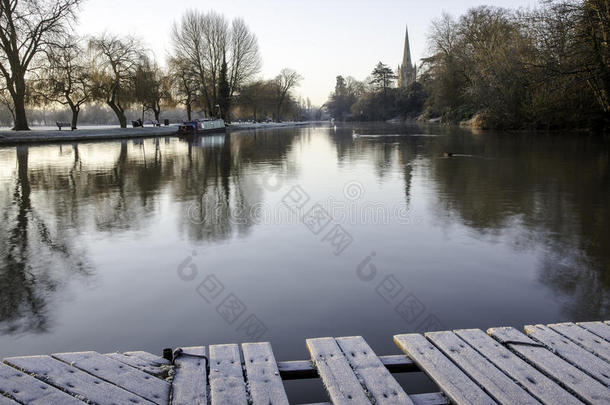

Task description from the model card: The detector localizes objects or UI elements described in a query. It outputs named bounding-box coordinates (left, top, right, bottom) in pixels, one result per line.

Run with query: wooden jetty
left=2, top=320, right=610, bottom=404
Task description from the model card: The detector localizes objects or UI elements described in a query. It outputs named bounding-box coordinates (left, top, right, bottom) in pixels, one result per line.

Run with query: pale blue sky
left=76, top=0, right=537, bottom=105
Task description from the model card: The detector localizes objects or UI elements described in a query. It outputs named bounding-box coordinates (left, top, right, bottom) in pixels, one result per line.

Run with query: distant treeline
left=326, top=0, right=610, bottom=131
left=0, top=2, right=317, bottom=130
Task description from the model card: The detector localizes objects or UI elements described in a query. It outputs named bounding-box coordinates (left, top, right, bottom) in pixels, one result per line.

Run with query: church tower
left=398, top=26, right=417, bottom=89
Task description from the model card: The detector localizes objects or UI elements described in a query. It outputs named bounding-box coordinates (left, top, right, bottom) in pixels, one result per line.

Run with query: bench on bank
left=56, top=121, right=74, bottom=130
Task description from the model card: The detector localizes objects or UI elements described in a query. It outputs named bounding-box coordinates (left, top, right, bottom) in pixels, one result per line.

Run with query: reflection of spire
left=398, top=25, right=416, bottom=88
left=398, top=143, right=414, bottom=207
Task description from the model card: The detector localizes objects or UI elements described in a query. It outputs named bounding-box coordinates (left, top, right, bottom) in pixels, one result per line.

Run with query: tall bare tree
left=228, top=18, right=261, bottom=98
left=89, top=34, right=143, bottom=128
left=170, top=10, right=261, bottom=116
left=0, top=0, right=81, bottom=130
left=35, top=37, right=91, bottom=129
left=273, top=68, right=302, bottom=122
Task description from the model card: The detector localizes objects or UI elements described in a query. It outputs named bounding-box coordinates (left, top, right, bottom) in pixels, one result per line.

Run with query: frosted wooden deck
left=2, top=321, right=610, bottom=404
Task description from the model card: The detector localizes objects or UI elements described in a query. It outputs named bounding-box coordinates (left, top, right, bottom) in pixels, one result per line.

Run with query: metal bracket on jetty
left=1, top=320, right=610, bottom=404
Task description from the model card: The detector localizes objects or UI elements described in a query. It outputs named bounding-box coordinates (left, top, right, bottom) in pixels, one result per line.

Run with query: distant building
left=397, top=26, right=417, bottom=89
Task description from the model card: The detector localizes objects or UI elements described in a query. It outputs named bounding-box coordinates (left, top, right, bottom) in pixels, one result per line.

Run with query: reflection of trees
left=428, top=132, right=610, bottom=319
left=0, top=129, right=301, bottom=333
left=0, top=146, right=92, bottom=334
left=177, top=130, right=300, bottom=242
left=330, top=123, right=436, bottom=206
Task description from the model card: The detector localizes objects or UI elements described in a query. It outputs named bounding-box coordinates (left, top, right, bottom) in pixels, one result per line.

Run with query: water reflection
left=426, top=132, right=610, bottom=319
left=0, top=145, right=92, bottom=334
left=0, top=125, right=608, bottom=358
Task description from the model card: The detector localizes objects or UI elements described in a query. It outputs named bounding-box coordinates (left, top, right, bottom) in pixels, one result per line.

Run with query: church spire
left=402, top=25, right=412, bottom=68
left=398, top=25, right=416, bottom=88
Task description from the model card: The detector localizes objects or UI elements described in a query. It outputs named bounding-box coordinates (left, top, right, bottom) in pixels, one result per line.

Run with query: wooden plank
left=241, top=342, right=289, bottom=405
left=426, top=331, right=538, bottom=404
left=3, top=355, right=154, bottom=404
left=0, top=395, right=20, bottom=405
left=578, top=322, right=610, bottom=342
left=306, top=337, right=372, bottom=405
left=490, top=326, right=610, bottom=404
left=455, top=328, right=580, bottom=405
left=171, top=346, right=207, bottom=405
left=335, top=336, right=413, bottom=405
left=393, top=333, right=496, bottom=405
left=124, top=351, right=171, bottom=366
left=525, top=324, right=610, bottom=387
left=209, top=344, right=247, bottom=405
left=277, top=360, right=316, bottom=380
left=0, top=362, right=83, bottom=405
left=253, top=392, right=449, bottom=405
left=106, top=352, right=168, bottom=377
left=277, top=354, right=417, bottom=380
left=549, top=322, right=610, bottom=362
left=411, top=392, right=450, bottom=405
left=53, top=351, right=170, bottom=404
left=380, top=354, right=418, bottom=373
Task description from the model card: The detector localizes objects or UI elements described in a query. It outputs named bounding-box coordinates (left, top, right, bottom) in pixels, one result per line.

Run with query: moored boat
left=177, top=118, right=226, bottom=135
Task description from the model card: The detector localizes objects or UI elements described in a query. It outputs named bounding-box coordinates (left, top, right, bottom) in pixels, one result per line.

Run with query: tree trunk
left=71, top=107, right=79, bottom=130
left=186, top=102, right=192, bottom=121
left=12, top=83, right=29, bottom=130
left=107, top=101, right=127, bottom=128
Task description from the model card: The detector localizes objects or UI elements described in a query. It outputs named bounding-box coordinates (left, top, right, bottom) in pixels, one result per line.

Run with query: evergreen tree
left=218, top=55, right=231, bottom=122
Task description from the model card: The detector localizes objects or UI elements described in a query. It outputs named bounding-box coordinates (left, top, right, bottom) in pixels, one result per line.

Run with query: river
left=0, top=123, right=608, bottom=401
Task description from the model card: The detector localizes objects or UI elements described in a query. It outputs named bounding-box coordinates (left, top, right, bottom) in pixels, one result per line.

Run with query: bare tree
left=168, top=57, right=199, bottom=120
left=134, top=56, right=172, bottom=121
left=273, top=68, right=302, bottom=122
left=228, top=18, right=261, bottom=97
left=0, top=0, right=81, bottom=130
left=170, top=10, right=261, bottom=116
left=89, top=34, right=144, bottom=128
left=35, top=37, right=91, bottom=129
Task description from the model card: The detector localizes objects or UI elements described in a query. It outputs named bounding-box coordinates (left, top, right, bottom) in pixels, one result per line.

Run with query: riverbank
left=0, top=121, right=316, bottom=145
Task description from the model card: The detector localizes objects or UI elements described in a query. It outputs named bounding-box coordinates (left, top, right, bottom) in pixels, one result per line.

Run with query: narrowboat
left=177, top=118, right=226, bottom=135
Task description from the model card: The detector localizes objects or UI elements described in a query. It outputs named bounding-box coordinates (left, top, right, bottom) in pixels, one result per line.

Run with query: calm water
left=0, top=123, right=608, bottom=400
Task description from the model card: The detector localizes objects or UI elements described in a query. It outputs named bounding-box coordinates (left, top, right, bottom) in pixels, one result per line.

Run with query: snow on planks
left=208, top=344, right=248, bottom=405
left=171, top=346, right=207, bottom=405
left=3, top=355, right=154, bottom=404
left=549, top=322, right=610, bottom=362
left=524, top=324, right=610, bottom=387
left=0, top=362, right=83, bottom=405
left=1, top=320, right=609, bottom=405
left=394, top=333, right=496, bottom=405
left=52, top=351, right=170, bottom=404
left=306, top=337, right=373, bottom=405
left=241, top=342, right=289, bottom=405
left=335, top=336, right=413, bottom=405
left=578, top=322, right=610, bottom=342
left=489, top=326, right=610, bottom=404
left=425, top=330, right=538, bottom=404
